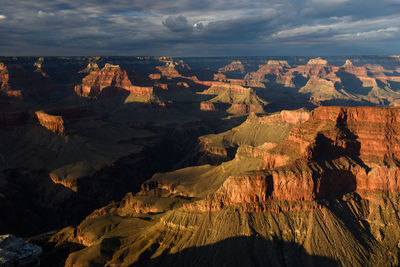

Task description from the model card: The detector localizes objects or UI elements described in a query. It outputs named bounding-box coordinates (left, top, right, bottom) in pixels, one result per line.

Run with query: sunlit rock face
left=0, top=63, right=9, bottom=91
left=75, top=63, right=153, bottom=97
left=35, top=110, right=65, bottom=136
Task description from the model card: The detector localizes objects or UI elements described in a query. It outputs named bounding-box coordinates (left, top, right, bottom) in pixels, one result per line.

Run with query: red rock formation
left=0, top=62, right=10, bottom=91
left=155, top=83, right=168, bottom=90
left=213, top=73, right=227, bottom=81
left=86, top=193, right=159, bottom=219
left=340, top=60, right=377, bottom=87
left=49, top=173, right=78, bottom=191
left=218, top=61, right=245, bottom=73
left=149, top=73, right=162, bottom=80
left=286, top=58, right=340, bottom=82
left=35, top=110, right=65, bottom=135
left=228, top=103, right=264, bottom=114
left=183, top=106, right=400, bottom=211
left=5, top=90, right=22, bottom=98
left=78, top=62, right=100, bottom=74
left=256, top=109, right=310, bottom=125
left=245, top=60, right=291, bottom=86
left=75, top=63, right=153, bottom=97
left=153, top=60, right=188, bottom=79
left=200, top=101, right=217, bottom=111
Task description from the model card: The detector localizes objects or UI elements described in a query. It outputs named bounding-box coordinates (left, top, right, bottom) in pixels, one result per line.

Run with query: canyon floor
left=2, top=56, right=400, bottom=266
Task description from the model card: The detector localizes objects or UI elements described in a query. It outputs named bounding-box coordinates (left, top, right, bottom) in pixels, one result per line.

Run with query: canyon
left=2, top=56, right=400, bottom=266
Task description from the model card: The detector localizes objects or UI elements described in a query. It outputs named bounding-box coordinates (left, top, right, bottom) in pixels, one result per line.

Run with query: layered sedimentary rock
left=35, top=110, right=65, bottom=135
left=200, top=101, right=217, bottom=111
left=141, top=106, right=400, bottom=209
left=199, top=83, right=267, bottom=114
left=78, top=62, right=100, bottom=74
left=244, top=60, right=291, bottom=86
left=339, top=60, right=377, bottom=88
left=151, top=60, right=192, bottom=80
left=0, top=62, right=10, bottom=91
left=75, top=63, right=153, bottom=97
left=218, top=61, right=245, bottom=73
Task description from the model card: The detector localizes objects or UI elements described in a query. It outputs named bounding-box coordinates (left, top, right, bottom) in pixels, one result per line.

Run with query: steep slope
left=49, top=106, right=400, bottom=267
left=74, top=63, right=154, bottom=100
left=0, top=62, right=10, bottom=91
left=198, top=83, right=268, bottom=114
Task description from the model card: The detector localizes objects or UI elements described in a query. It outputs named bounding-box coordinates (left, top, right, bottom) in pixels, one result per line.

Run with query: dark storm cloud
left=163, top=16, right=193, bottom=32
left=0, top=0, right=399, bottom=55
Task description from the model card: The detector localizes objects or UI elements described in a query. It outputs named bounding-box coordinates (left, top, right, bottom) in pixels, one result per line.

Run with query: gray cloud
left=0, top=0, right=399, bottom=56
left=163, top=15, right=193, bottom=32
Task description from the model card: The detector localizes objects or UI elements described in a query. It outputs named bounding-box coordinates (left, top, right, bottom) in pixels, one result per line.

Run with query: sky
left=0, top=0, right=400, bottom=56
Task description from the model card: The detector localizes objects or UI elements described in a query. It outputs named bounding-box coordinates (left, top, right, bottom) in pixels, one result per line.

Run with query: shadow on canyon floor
left=132, top=236, right=339, bottom=267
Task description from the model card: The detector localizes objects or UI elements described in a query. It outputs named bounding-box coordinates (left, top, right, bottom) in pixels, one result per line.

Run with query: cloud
left=162, top=15, right=193, bottom=32
left=0, top=0, right=399, bottom=55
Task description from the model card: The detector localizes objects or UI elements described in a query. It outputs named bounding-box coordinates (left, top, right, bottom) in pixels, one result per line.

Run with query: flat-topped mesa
left=256, top=108, right=310, bottom=125
left=74, top=63, right=153, bottom=97
left=35, top=110, right=65, bottom=136
left=307, top=57, right=328, bottom=65
left=200, top=101, right=217, bottom=111
left=78, top=62, right=100, bottom=74
left=228, top=103, right=265, bottom=114
left=218, top=61, right=245, bottom=73
left=266, top=60, right=290, bottom=67
left=0, top=62, right=10, bottom=91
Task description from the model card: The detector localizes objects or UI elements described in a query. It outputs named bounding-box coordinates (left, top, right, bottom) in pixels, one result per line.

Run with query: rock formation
left=200, top=101, right=217, bottom=111
left=0, top=63, right=10, bottom=91
left=244, top=60, right=291, bottom=86
left=33, top=57, right=47, bottom=77
left=0, top=234, right=42, bottom=266
left=75, top=63, right=153, bottom=98
left=152, top=60, right=192, bottom=79
left=35, top=110, right=65, bottom=135
left=78, top=62, right=100, bottom=74
left=199, top=83, right=267, bottom=114
left=218, top=61, right=245, bottom=73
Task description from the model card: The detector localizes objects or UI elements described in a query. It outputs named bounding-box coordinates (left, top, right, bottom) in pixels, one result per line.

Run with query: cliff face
left=35, top=110, right=65, bottom=135
left=141, top=106, right=400, bottom=209
left=245, top=60, right=291, bottom=85
left=75, top=63, right=153, bottom=97
left=49, top=105, right=400, bottom=267
left=199, top=82, right=268, bottom=114
left=0, top=62, right=9, bottom=91
left=218, top=61, right=245, bottom=73
left=200, top=101, right=217, bottom=111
